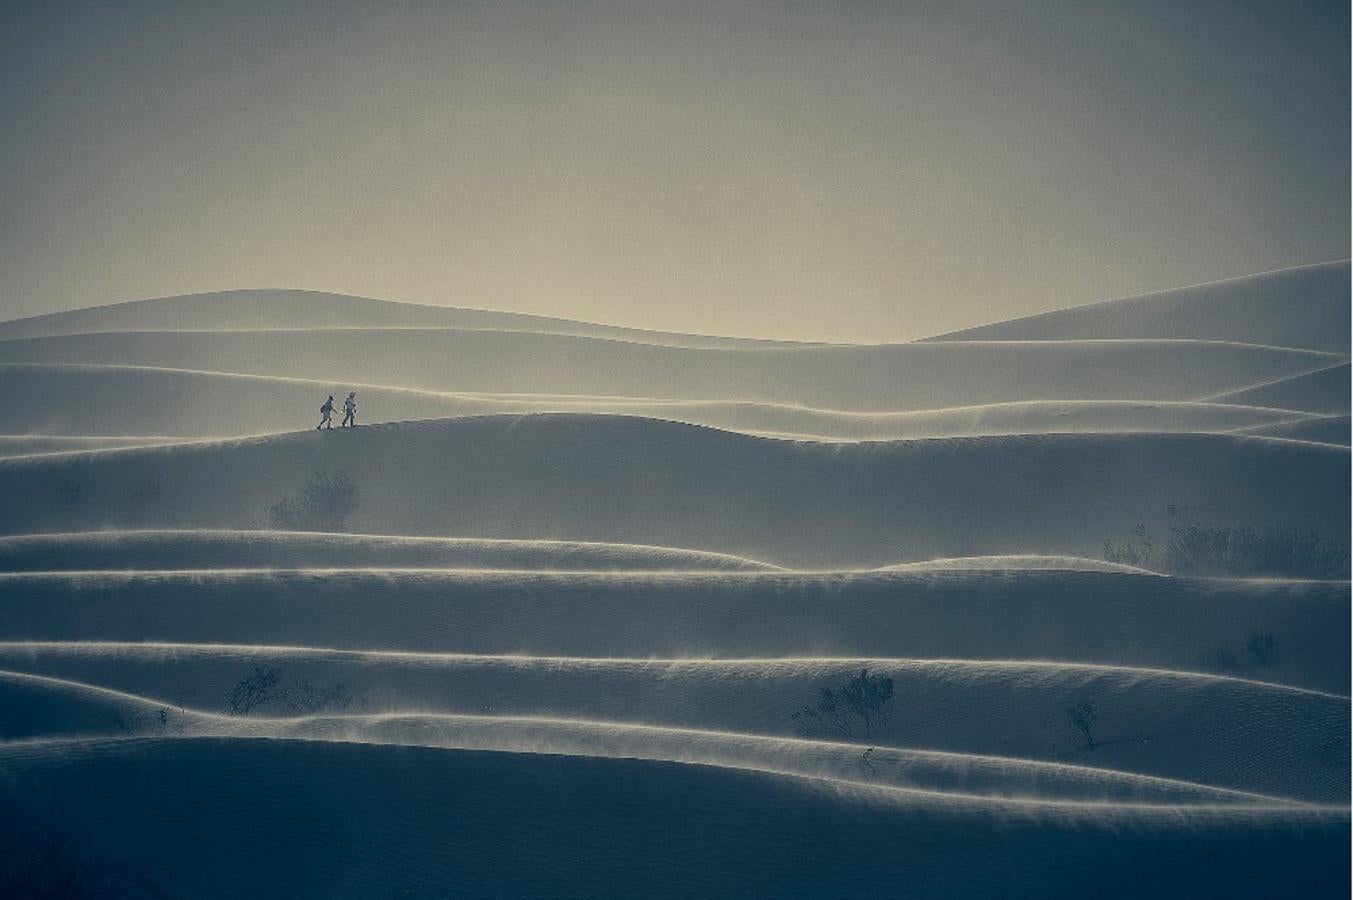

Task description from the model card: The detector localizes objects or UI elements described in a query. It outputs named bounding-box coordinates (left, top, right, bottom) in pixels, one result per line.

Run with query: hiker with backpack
left=341, top=391, right=357, bottom=428
left=317, top=395, right=336, bottom=430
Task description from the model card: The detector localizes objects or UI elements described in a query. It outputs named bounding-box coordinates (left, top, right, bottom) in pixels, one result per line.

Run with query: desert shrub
left=792, top=687, right=852, bottom=738
left=1164, top=524, right=1348, bottom=578
left=268, top=469, right=358, bottom=531
left=792, top=669, right=895, bottom=740
left=114, top=705, right=184, bottom=736
left=1065, top=702, right=1097, bottom=749
left=1245, top=631, right=1280, bottom=666
left=226, top=666, right=284, bottom=716
left=1102, top=525, right=1153, bottom=567
left=226, top=667, right=356, bottom=716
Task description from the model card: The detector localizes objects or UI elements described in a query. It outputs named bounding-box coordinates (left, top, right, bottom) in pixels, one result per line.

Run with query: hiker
left=341, top=391, right=357, bottom=428
left=317, top=395, right=336, bottom=430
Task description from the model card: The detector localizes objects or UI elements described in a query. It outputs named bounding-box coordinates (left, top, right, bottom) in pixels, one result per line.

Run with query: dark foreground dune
left=1, top=738, right=1345, bottom=899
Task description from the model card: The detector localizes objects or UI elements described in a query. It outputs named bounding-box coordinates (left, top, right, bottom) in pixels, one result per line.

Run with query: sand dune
left=1, top=737, right=1343, bottom=899
left=1, top=330, right=1342, bottom=412
left=3, top=569, right=1344, bottom=692
left=1, top=648, right=1344, bottom=802
left=875, top=555, right=1160, bottom=574
left=1, top=273, right=1347, bottom=896
left=0, top=434, right=191, bottom=458
left=1232, top=414, right=1350, bottom=446
left=0, top=288, right=804, bottom=349
left=0, top=670, right=1332, bottom=809
left=0, top=416, right=1342, bottom=568
left=1206, top=363, right=1351, bottom=414
left=0, top=529, right=778, bottom=572
left=926, top=261, right=1351, bottom=353
left=2, top=362, right=1328, bottom=441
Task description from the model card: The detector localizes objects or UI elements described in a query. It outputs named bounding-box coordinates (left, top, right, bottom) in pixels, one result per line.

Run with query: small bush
left=792, top=669, right=895, bottom=740
left=226, top=667, right=357, bottom=716
left=1066, top=703, right=1097, bottom=749
left=1164, top=524, right=1348, bottom=579
left=113, top=705, right=184, bottom=735
left=226, top=666, right=284, bottom=716
left=268, top=469, right=359, bottom=531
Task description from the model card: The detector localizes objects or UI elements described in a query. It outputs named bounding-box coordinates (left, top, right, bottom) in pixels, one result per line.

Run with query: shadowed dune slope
left=0, top=530, right=777, bottom=572
left=2, top=569, right=1345, bottom=693
left=0, top=672, right=1294, bottom=808
left=0, top=331, right=1342, bottom=412
left=926, top=262, right=1351, bottom=353
left=0, top=417, right=1343, bottom=568
left=0, top=738, right=1345, bottom=899
left=0, top=364, right=1324, bottom=441
left=0, top=651, right=1345, bottom=801
left=1207, top=363, right=1351, bottom=415
left=0, top=289, right=799, bottom=349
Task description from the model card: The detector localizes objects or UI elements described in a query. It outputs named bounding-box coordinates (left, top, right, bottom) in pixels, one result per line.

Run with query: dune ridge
left=925, top=261, right=1351, bottom=353
left=3, top=564, right=1345, bottom=692
left=0, top=529, right=780, bottom=573
left=3, top=362, right=1333, bottom=442
left=0, top=288, right=815, bottom=349
left=0, top=416, right=1342, bottom=569
left=2, top=329, right=1342, bottom=412
left=1, top=667, right=1344, bottom=808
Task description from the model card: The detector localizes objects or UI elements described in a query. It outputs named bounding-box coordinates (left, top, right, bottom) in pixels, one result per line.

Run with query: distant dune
left=1, top=330, right=1341, bottom=412
left=0, top=288, right=804, bottom=349
left=1206, top=363, right=1351, bottom=415
left=926, top=262, right=1351, bottom=353
left=1233, top=414, right=1350, bottom=446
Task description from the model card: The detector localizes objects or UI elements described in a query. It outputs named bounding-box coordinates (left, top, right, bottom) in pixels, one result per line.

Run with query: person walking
left=341, top=391, right=357, bottom=428
left=317, top=395, right=336, bottom=430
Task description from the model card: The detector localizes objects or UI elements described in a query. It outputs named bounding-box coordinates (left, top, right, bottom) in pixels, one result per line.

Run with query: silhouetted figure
left=317, top=395, right=335, bottom=430
left=341, top=391, right=357, bottom=428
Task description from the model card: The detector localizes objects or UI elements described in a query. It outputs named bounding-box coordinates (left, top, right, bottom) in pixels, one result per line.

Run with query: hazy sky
left=1, top=1, right=1347, bottom=341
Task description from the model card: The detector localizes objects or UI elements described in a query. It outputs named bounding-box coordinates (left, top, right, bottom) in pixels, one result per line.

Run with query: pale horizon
left=2, top=1, right=1347, bottom=342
